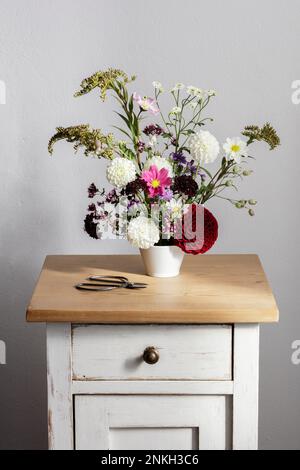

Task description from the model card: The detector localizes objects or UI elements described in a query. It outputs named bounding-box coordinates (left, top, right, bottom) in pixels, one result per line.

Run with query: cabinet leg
left=47, top=323, right=73, bottom=450
left=233, top=324, right=260, bottom=450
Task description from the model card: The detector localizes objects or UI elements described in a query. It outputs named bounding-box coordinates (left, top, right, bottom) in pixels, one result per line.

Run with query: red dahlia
left=174, top=204, right=218, bottom=255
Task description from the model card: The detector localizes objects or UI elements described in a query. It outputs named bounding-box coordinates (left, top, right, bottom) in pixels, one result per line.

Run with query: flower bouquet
left=49, top=68, right=280, bottom=277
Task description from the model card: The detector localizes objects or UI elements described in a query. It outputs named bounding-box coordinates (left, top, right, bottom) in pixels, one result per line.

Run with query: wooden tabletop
left=26, top=254, right=279, bottom=324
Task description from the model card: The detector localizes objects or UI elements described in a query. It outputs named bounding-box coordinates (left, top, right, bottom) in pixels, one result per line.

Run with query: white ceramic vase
left=140, top=245, right=185, bottom=278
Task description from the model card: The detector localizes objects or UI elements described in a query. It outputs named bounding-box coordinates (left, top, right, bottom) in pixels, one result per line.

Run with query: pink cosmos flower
left=133, top=92, right=159, bottom=115
left=141, top=164, right=172, bottom=198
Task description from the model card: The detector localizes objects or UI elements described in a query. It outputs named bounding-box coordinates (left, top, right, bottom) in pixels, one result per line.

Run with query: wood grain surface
left=26, top=254, right=279, bottom=323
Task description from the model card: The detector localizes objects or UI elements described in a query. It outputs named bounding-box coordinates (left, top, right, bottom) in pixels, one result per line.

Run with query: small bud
left=225, top=180, right=233, bottom=186
left=248, top=199, right=257, bottom=205
left=248, top=209, right=255, bottom=216
left=243, top=169, right=253, bottom=176
left=235, top=202, right=243, bottom=208
left=233, top=166, right=241, bottom=174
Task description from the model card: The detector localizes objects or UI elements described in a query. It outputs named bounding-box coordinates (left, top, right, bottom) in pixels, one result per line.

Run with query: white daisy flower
left=152, top=81, right=164, bottom=92
left=189, top=130, right=220, bottom=164
left=207, top=89, right=216, bottom=97
left=106, top=157, right=136, bottom=188
left=170, top=106, right=182, bottom=115
left=223, top=137, right=248, bottom=163
left=186, top=86, right=202, bottom=97
left=165, top=198, right=184, bottom=220
left=127, top=216, right=160, bottom=249
left=194, top=88, right=204, bottom=99
left=143, top=155, right=174, bottom=177
left=172, top=83, right=185, bottom=91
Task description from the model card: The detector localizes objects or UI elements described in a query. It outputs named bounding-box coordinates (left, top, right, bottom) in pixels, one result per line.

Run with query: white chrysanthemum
left=144, top=155, right=174, bottom=177
left=223, top=137, right=248, bottom=163
left=152, top=81, right=164, bottom=92
left=106, top=157, right=136, bottom=188
left=165, top=198, right=184, bottom=220
left=189, top=130, right=220, bottom=164
left=127, top=216, right=160, bottom=249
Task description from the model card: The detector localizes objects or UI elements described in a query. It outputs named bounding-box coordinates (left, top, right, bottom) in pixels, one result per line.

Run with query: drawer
left=72, top=324, right=232, bottom=381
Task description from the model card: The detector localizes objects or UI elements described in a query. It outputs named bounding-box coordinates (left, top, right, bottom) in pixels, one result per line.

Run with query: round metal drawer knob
left=143, top=346, right=159, bottom=365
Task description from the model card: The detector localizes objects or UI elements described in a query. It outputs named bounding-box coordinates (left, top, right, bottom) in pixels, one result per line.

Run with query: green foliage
left=74, top=68, right=136, bottom=101
left=118, top=142, right=136, bottom=160
left=242, top=123, right=280, bottom=150
left=48, top=125, right=115, bottom=158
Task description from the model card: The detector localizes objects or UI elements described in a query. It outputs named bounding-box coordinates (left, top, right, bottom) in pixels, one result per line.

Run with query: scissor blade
left=88, top=275, right=128, bottom=282
left=126, top=282, right=148, bottom=289
left=75, top=284, right=116, bottom=291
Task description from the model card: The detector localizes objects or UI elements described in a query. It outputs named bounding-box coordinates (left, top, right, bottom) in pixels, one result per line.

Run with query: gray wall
left=0, top=0, right=299, bottom=450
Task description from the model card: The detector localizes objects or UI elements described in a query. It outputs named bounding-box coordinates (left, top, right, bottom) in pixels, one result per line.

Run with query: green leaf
left=118, top=142, right=136, bottom=160
left=112, top=126, right=132, bottom=140
left=128, top=95, right=133, bottom=114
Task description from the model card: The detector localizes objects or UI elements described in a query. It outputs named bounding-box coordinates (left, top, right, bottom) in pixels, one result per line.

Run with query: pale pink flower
left=133, top=92, right=159, bottom=115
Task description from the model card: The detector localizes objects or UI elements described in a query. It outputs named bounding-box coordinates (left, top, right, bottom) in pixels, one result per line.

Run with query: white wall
left=0, top=0, right=299, bottom=449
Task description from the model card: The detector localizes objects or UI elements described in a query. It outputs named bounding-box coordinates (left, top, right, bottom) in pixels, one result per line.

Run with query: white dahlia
left=223, top=137, right=248, bottom=163
left=106, top=157, right=136, bottom=188
left=189, top=130, right=220, bottom=164
left=127, top=216, right=160, bottom=249
left=143, top=155, right=174, bottom=177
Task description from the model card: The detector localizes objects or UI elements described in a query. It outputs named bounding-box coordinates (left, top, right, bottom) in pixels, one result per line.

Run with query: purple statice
left=88, top=183, right=99, bottom=198
left=186, top=159, right=197, bottom=175
left=171, top=152, right=186, bottom=165
left=170, top=136, right=178, bottom=146
left=105, top=189, right=119, bottom=204
left=200, top=172, right=207, bottom=182
left=143, top=124, right=164, bottom=136
left=137, top=140, right=146, bottom=152
left=160, top=188, right=174, bottom=201
left=88, top=203, right=96, bottom=212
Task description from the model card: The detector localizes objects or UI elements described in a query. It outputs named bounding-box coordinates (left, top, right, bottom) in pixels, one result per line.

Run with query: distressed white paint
left=72, top=324, right=232, bottom=381
left=75, top=395, right=228, bottom=450
left=233, top=324, right=260, bottom=450
left=72, top=380, right=234, bottom=395
left=47, top=322, right=261, bottom=450
left=47, top=323, right=73, bottom=450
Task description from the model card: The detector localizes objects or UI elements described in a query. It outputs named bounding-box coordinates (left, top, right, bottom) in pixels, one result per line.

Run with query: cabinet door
left=75, top=395, right=228, bottom=450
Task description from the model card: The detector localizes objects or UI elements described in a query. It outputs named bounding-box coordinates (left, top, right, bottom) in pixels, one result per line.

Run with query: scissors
left=75, top=275, right=148, bottom=291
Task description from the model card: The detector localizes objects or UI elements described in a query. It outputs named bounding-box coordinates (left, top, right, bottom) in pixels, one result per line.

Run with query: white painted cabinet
left=46, top=323, right=260, bottom=450
left=75, top=395, right=228, bottom=450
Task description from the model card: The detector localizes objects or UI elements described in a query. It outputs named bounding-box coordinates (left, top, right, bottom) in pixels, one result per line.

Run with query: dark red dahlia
left=174, top=204, right=218, bottom=255
left=172, top=175, right=198, bottom=197
left=125, top=178, right=147, bottom=196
